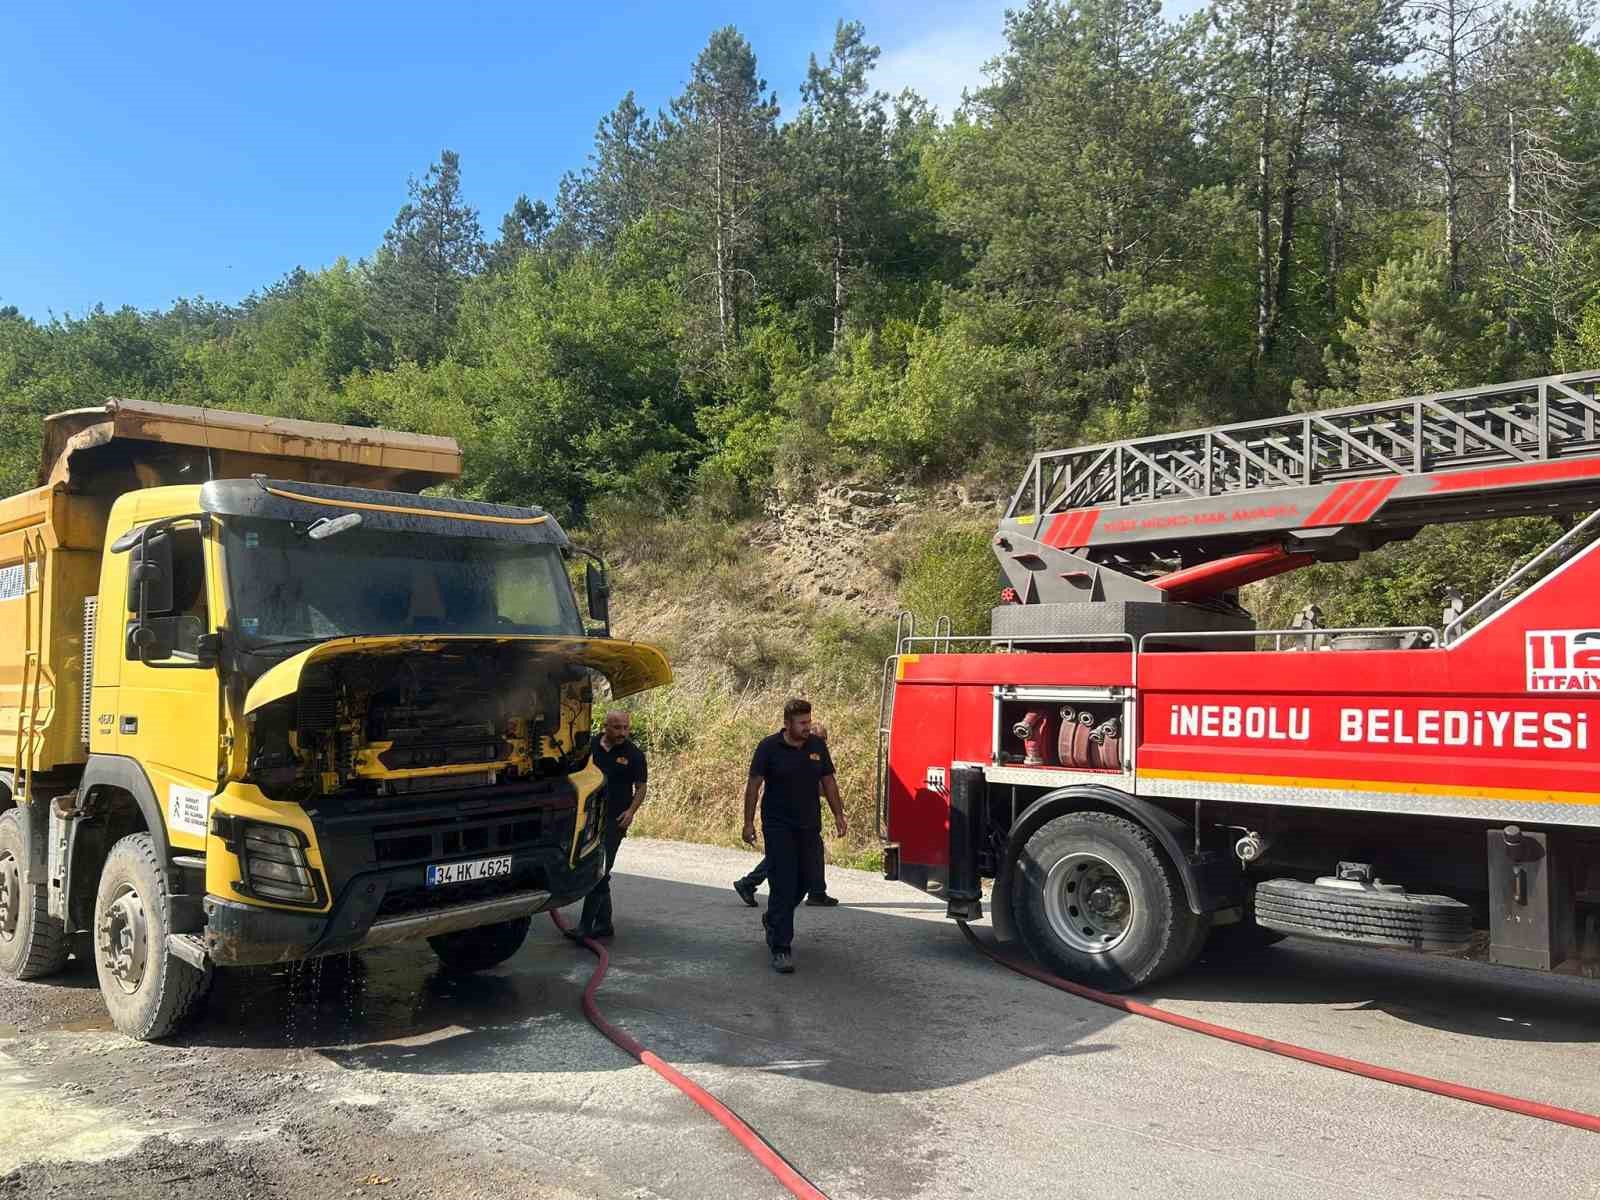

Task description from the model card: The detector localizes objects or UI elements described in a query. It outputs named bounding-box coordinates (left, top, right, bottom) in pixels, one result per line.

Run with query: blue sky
left=2, top=1, right=1221, bottom=321
left=1, top=1, right=1032, bottom=320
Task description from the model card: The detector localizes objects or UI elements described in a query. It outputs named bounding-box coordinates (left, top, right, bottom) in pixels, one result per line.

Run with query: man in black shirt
left=742, top=698, right=847, bottom=973
left=579, top=710, right=648, bottom=939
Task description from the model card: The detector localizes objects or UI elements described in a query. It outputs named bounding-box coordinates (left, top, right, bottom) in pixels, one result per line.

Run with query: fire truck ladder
left=997, top=371, right=1600, bottom=606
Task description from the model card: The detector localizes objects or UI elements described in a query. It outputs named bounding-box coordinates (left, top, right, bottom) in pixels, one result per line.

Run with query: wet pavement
left=2, top=839, right=1598, bottom=1199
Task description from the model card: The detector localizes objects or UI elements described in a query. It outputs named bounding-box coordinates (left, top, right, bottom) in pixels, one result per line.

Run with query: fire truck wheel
left=428, top=915, right=533, bottom=972
left=1014, top=811, right=1202, bottom=991
left=93, top=833, right=213, bottom=1040
left=0, top=809, right=69, bottom=980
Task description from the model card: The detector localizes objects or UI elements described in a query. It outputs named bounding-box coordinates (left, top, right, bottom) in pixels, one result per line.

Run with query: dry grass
left=596, top=509, right=895, bottom=867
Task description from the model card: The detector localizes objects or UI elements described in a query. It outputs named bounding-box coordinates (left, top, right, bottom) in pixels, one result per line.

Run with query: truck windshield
left=222, top=517, right=584, bottom=645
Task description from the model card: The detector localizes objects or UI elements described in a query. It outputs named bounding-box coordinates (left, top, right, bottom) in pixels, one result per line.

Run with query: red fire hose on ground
left=958, top=921, right=1600, bottom=1135
left=549, top=901, right=1594, bottom=1200
left=549, top=910, right=833, bottom=1200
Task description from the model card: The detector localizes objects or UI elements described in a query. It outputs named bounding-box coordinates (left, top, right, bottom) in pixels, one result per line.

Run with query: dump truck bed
left=40, top=398, right=461, bottom=493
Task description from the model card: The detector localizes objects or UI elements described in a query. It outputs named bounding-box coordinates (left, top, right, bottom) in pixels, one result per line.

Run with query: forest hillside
left=6, top=0, right=1598, bottom=858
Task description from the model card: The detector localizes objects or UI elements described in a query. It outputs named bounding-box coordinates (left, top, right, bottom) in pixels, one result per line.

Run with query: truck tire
left=0, top=809, right=69, bottom=980
left=92, top=833, right=212, bottom=1040
left=1013, top=811, right=1203, bottom=991
left=428, top=916, right=532, bottom=972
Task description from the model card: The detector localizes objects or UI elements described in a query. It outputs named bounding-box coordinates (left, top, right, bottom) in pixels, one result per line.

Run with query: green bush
left=803, top=611, right=897, bottom=699
left=896, top=521, right=999, bottom=636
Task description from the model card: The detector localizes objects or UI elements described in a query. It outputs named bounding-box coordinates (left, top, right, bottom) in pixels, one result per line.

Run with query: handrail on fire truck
left=1007, top=370, right=1600, bottom=526
left=1443, top=507, right=1600, bottom=643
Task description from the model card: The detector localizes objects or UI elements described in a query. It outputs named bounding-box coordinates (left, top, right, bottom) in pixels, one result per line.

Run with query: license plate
left=426, top=855, right=513, bottom=887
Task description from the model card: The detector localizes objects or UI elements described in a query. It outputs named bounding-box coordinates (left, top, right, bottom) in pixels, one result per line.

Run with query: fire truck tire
left=0, top=809, right=69, bottom=980
left=428, top=915, right=533, bottom=972
left=92, top=833, right=213, bottom=1041
left=1013, top=812, right=1203, bottom=991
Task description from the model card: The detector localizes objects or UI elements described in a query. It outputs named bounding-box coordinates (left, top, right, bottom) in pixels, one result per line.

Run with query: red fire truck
left=878, top=371, right=1600, bottom=990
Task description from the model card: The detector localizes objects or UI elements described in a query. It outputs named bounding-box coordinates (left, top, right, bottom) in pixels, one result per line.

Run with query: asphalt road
left=3, top=838, right=1598, bottom=1199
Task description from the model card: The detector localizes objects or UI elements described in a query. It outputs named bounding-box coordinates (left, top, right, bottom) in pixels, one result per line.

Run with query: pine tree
left=1413, top=0, right=1496, bottom=293
left=945, top=0, right=1237, bottom=438
left=486, top=196, right=554, bottom=273
left=1206, top=0, right=1411, bottom=385
left=791, top=21, right=893, bottom=351
left=556, top=93, right=660, bottom=248
left=659, top=27, right=780, bottom=355
left=369, top=150, right=485, bottom=363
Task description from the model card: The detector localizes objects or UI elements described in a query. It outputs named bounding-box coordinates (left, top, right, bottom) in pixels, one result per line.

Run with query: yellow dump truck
left=0, top=399, right=669, bottom=1038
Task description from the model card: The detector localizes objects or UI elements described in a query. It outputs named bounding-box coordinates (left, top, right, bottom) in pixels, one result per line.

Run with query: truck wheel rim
left=1044, top=853, right=1133, bottom=954
left=0, top=850, right=18, bottom=942
left=98, top=883, right=148, bottom=994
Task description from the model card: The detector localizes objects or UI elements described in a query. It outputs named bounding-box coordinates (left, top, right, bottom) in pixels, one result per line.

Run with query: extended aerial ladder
left=992, top=370, right=1600, bottom=640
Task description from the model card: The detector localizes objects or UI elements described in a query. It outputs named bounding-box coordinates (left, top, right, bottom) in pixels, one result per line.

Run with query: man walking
left=578, top=710, right=648, bottom=939
left=742, top=699, right=847, bottom=974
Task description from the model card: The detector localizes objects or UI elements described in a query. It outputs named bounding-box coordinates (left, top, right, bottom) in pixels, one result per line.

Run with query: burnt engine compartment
left=248, top=647, right=593, bottom=800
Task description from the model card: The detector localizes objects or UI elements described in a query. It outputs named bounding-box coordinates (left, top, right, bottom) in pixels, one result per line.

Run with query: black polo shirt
left=749, top=732, right=834, bottom=832
left=596, top=737, right=647, bottom=823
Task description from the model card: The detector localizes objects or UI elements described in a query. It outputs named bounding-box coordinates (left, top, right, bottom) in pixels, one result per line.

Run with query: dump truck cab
left=0, top=400, right=669, bottom=1039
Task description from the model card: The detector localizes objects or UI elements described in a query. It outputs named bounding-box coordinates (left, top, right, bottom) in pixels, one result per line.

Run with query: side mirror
left=127, top=531, right=175, bottom=615
left=585, top=563, right=611, bottom=631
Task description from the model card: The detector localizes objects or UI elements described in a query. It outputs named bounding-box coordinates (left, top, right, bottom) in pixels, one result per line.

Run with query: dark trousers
left=762, top=826, right=825, bottom=953
left=739, top=853, right=828, bottom=897
left=579, top=819, right=626, bottom=933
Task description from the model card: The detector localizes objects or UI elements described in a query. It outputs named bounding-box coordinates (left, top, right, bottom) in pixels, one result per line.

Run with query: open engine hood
left=242, top=634, right=672, bottom=716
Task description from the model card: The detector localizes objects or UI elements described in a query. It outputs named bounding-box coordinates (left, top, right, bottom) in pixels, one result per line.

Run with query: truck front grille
left=371, top=809, right=552, bottom=865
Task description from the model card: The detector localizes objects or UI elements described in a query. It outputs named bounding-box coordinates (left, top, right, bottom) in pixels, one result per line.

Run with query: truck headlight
left=239, top=823, right=325, bottom=906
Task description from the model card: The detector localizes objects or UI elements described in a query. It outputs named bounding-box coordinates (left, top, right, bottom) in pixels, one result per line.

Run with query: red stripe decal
left=1345, top=476, right=1400, bottom=523
left=1429, top=458, right=1600, bottom=493
left=1305, top=482, right=1357, bottom=526
left=1043, top=508, right=1099, bottom=547
left=1321, top=480, right=1375, bottom=527
left=1042, top=512, right=1075, bottom=545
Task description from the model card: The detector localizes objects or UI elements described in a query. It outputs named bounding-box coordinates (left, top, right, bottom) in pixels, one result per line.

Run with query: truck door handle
left=120, top=716, right=138, bottom=735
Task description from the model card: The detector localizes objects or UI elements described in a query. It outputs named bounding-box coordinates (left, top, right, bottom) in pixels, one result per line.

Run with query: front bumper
left=205, top=841, right=604, bottom=966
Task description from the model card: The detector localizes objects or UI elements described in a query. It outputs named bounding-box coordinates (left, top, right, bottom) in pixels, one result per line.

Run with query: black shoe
left=771, top=950, right=795, bottom=974
left=585, top=926, right=615, bottom=940
left=805, top=893, right=840, bottom=907
left=733, top=878, right=758, bottom=907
